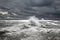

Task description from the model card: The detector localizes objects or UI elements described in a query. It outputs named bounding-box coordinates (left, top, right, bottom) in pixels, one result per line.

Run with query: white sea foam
left=1, top=16, right=60, bottom=32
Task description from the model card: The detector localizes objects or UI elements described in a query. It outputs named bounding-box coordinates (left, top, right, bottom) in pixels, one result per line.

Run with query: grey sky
left=0, top=0, right=60, bottom=20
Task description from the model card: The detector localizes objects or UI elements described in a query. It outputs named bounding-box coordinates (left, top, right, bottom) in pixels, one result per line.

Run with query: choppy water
left=0, top=16, right=60, bottom=29
left=0, top=16, right=60, bottom=40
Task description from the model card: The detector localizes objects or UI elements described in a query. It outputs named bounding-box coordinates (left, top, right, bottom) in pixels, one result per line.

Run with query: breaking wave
left=1, top=16, right=60, bottom=29
left=0, top=16, right=60, bottom=40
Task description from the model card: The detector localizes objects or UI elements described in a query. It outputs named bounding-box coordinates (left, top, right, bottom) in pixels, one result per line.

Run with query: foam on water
left=1, top=16, right=60, bottom=32
left=25, top=16, right=60, bottom=28
left=26, top=16, right=41, bottom=27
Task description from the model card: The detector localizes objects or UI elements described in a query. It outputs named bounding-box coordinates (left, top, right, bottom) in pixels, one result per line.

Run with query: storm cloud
left=0, top=0, right=60, bottom=20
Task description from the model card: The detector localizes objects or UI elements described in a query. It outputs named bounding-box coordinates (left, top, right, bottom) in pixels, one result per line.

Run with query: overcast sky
left=0, top=0, right=60, bottom=20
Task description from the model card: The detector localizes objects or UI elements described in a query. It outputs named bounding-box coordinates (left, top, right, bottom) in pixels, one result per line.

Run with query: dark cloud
left=0, top=0, right=60, bottom=20
left=26, top=0, right=54, bottom=6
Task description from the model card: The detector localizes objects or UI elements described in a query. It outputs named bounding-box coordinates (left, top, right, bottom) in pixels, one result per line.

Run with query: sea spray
left=24, top=16, right=41, bottom=28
